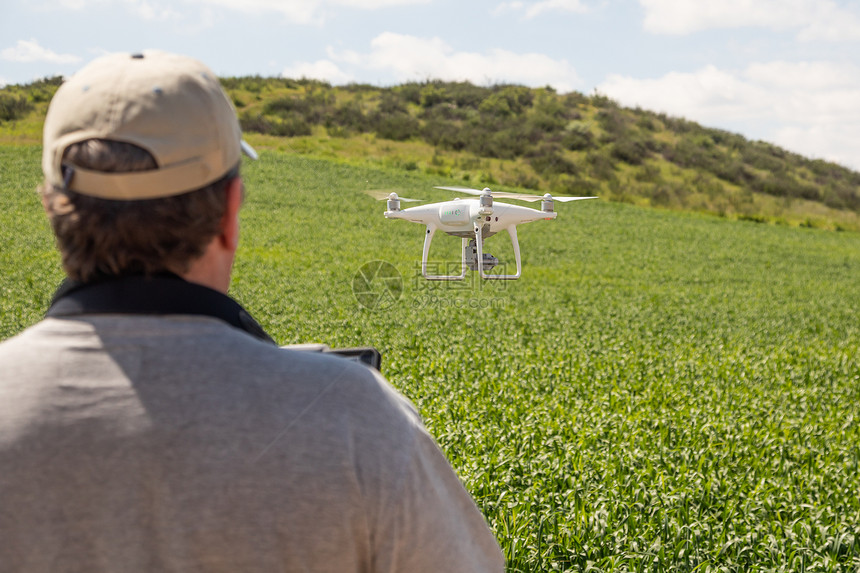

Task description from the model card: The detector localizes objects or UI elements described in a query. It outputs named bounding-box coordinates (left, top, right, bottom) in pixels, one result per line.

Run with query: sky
left=2, top=0, right=860, bottom=171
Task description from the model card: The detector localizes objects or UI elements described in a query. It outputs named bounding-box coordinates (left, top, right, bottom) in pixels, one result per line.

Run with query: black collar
left=46, top=273, right=277, bottom=345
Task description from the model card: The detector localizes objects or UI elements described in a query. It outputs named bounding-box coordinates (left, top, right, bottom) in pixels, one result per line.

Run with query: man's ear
left=220, top=176, right=243, bottom=250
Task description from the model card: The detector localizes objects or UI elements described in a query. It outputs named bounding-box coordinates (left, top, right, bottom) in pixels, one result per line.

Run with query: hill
left=2, top=75, right=859, bottom=231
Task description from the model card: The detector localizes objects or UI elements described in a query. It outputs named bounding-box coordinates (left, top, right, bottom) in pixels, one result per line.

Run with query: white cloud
left=639, top=0, right=860, bottom=41
left=185, top=0, right=427, bottom=24
left=335, top=0, right=429, bottom=7
left=281, top=60, right=354, bottom=84
left=598, top=61, right=860, bottom=169
left=53, top=0, right=182, bottom=19
left=46, top=0, right=428, bottom=25
left=494, top=0, right=590, bottom=18
left=0, top=39, right=81, bottom=64
left=187, top=0, right=320, bottom=23
left=325, top=32, right=580, bottom=91
left=0, top=77, right=7, bottom=88
left=127, top=0, right=183, bottom=20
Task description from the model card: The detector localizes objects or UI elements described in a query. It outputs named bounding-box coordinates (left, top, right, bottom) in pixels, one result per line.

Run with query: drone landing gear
left=420, top=224, right=522, bottom=281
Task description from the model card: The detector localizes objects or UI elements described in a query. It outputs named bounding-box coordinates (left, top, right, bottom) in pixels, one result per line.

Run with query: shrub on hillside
left=528, top=144, right=578, bottom=176
left=596, top=108, right=630, bottom=141
left=419, top=103, right=472, bottom=122
left=587, top=151, right=617, bottom=181
left=271, top=117, right=313, bottom=137
left=446, top=82, right=490, bottom=109
left=0, top=94, right=33, bottom=122
left=378, top=92, right=408, bottom=115
left=634, top=162, right=663, bottom=184
left=479, top=86, right=533, bottom=117
left=823, top=183, right=860, bottom=211
left=529, top=110, right=567, bottom=133
left=419, top=84, right=451, bottom=108
left=423, top=119, right=468, bottom=150
left=325, top=100, right=368, bottom=134
left=475, top=123, right=539, bottom=159
left=548, top=173, right=598, bottom=196
left=239, top=113, right=312, bottom=137
left=590, top=92, right=618, bottom=108
left=752, top=174, right=821, bottom=202
left=741, top=144, right=786, bottom=173
left=611, top=138, right=650, bottom=165
left=239, top=113, right=272, bottom=135
left=369, top=112, right=419, bottom=141
left=561, top=128, right=595, bottom=151
left=265, top=92, right=332, bottom=124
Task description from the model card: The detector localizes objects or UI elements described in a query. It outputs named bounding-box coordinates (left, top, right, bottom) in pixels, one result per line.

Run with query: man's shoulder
left=1, top=314, right=423, bottom=449
left=1, top=315, right=399, bottom=404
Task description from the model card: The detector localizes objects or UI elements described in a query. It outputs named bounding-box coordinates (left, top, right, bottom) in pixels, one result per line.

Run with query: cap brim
left=241, top=140, right=258, bottom=161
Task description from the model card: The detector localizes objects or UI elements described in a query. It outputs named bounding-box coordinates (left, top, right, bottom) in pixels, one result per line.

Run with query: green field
left=2, top=144, right=860, bottom=571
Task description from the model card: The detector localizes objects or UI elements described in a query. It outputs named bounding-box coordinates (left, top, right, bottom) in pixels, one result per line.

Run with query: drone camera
left=464, top=239, right=498, bottom=271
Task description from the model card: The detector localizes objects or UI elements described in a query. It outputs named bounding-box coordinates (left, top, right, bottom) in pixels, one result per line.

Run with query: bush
left=479, top=93, right=514, bottom=117
left=239, top=113, right=312, bottom=137
left=611, top=138, right=650, bottom=165
left=824, top=183, right=860, bottom=211
left=749, top=173, right=821, bottom=201
left=634, top=163, right=663, bottom=183
left=470, top=124, right=534, bottom=159
left=326, top=100, right=368, bottom=134
left=446, top=82, right=490, bottom=109
left=419, top=84, right=451, bottom=108
left=378, top=92, right=408, bottom=115
left=741, top=143, right=785, bottom=173
left=529, top=111, right=567, bottom=133
left=550, top=174, right=599, bottom=196
left=0, top=94, right=33, bottom=122
left=562, top=129, right=594, bottom=151
left=239, top=113, right=271, bottom=134
left=596, top=108, right=629, bottom=141
left=479, top=86, right=533, bottom=117
left=590, top=92, right=618, bottom=108
left=587, top=151, right=617, bottom=181
left=528, top=144, right=578, bottom=176
left=423, top=119, right=467, bottom=150
left=271, top=117, right=313, bottom=137
left=369, top=112, right=419, bottom=141
left=264, top=91, right=332, bottom=124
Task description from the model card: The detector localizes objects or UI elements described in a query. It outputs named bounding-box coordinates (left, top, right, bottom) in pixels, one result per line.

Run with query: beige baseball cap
left=42, top=50, right=257, bottom=200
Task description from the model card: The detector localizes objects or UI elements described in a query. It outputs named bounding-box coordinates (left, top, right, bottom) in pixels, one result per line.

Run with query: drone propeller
left=434, top=186, right=596, bottom=203
left=364, top=189, right=423, bottom=202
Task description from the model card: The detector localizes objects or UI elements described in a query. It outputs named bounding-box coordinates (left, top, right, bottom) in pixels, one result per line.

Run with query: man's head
left=39, top=51, right=255, bottom=286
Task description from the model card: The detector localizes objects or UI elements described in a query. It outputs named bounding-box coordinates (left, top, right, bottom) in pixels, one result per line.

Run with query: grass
left=2, top=144, right=860, bottom=571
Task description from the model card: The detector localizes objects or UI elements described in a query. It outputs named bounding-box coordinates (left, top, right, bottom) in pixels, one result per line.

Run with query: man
left=0, top=51, right=504, bottom=572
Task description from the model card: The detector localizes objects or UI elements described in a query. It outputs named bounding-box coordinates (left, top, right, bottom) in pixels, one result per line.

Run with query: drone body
left=382, top=187, right=596, bottom=280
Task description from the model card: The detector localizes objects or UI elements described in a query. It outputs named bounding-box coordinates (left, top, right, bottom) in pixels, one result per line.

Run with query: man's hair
left=40, top=139, right=237, bottom=282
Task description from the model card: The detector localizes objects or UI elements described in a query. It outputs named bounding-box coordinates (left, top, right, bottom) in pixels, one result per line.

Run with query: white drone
left=375, top=186, right=596, bottom=280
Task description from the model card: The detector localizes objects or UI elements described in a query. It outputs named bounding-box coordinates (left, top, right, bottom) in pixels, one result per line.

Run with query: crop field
left=2, top=144, right=860, bottom=571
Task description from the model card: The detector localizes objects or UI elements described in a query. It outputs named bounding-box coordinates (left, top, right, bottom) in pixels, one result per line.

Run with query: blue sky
left=3, top=0, right=860, bottom=170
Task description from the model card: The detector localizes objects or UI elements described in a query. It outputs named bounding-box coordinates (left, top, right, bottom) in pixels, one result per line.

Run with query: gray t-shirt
left=0, top=315, right=504, bottom=572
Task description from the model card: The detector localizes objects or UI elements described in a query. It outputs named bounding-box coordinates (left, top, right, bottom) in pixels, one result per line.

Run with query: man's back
left=0, top=314, right=503, bottom=572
